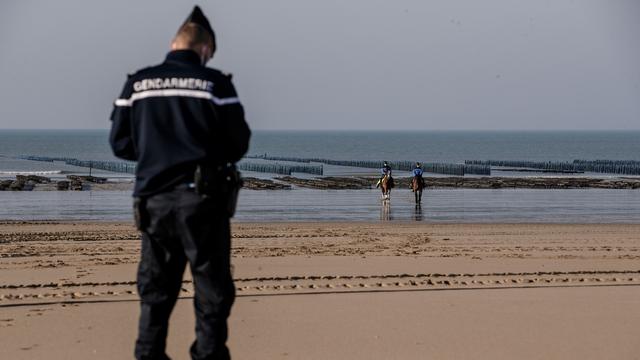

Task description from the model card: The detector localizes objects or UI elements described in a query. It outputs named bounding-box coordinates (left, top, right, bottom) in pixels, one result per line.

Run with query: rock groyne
left=275, top=176, right=640, bottom=190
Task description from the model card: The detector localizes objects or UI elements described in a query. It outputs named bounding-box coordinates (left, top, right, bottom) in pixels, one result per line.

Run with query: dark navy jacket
left=109, top=50, right=251, bottom=197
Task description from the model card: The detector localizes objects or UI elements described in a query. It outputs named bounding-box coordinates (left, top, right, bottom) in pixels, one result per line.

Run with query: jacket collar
left=164, top=50, right=202, bottom=66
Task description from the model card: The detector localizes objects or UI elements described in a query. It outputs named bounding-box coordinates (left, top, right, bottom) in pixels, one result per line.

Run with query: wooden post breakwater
left=237, top=162, right=323, bottom=175
left=246, top=154, right=491, bottom=176
left=465, top=160, right=640, bottom=176
left=20, top=156, right=136, bottom=174
left=20, top=155, right=324, bottom=176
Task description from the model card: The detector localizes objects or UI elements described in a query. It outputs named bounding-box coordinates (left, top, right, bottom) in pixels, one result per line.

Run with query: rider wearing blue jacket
left=377, top=161, right=394, bottom=188
left=412, top=162, right=426, bottom=188
left=381, top=161, right=392, bottom=177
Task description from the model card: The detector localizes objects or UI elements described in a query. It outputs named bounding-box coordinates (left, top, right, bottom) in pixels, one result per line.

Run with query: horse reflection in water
left=380, top=202, right=423, bottom=221
left=380, top=200, right=392, bottom=221
left=413, top=204, right=424, bottom=221
left=411, top=175, right=425, bottom=220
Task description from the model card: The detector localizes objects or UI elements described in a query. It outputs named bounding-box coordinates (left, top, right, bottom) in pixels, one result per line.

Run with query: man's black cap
left=180, top=6, right=216, bottom=49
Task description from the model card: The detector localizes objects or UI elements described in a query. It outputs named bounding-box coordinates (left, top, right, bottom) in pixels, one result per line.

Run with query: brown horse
left=380, top=173, right=392, bottom=201
left=411, top=176, right=424, bottom=204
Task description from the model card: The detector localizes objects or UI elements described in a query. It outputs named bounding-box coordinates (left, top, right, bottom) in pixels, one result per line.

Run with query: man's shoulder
left=203, top=67, right=234, bottom=83
left=126, top=64, right=163, bottom=80
left=203, top=68, right=239, bottom=99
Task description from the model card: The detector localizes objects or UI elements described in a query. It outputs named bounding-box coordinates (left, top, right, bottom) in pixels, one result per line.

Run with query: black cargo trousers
left=134, top=187, right=235, bottom=360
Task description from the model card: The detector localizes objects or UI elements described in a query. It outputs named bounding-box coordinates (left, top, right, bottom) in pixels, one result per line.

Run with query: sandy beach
left=1, top=221, right=639, bottom=359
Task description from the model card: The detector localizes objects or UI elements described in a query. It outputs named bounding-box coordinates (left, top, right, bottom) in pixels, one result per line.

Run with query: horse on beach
left=411, top=176, right=424, bottom=204
left=380, top=173, right=392, bottom=201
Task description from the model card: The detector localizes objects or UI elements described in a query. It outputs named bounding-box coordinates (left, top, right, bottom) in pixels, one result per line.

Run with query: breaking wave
left=0, top=170, right=62, bottom=175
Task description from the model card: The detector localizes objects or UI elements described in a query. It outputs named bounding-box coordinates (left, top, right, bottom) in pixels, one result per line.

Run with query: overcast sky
left=0, top=1, right=638, bottom=130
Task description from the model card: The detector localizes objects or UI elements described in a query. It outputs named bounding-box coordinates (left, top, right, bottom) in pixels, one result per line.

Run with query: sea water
left=0, top=188, right=639, bottom=223
left=2, top=130, right=639, bottom=166
left=1, top=130, right=639, bottom=222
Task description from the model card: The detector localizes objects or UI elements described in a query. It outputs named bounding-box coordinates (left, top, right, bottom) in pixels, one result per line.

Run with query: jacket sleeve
left=214, top=76, right=251, bottom=163
left=109, top=78, right=137, bottom=161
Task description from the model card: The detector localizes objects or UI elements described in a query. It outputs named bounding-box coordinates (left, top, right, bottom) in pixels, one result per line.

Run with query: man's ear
left=170, top=40, right=178, bottom=50
left=200, top=45, right=213, bottom=64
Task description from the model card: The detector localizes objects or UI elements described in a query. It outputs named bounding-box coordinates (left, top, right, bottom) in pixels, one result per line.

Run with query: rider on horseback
left=412, top=162, right=426, bottom=189
left=377, top=161, right=394, bottom=188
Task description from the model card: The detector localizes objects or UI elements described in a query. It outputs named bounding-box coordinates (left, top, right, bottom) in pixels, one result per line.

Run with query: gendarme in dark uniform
left=109, top=6, right=250, bottom=360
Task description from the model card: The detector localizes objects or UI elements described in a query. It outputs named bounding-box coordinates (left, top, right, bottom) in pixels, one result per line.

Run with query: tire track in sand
left=2, top=270, right=640, bottom=306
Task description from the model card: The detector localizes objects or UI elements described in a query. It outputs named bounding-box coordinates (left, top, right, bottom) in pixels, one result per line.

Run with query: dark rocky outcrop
left=8, top=180, right=25, bottom=191
left=16, top=175, right=51, bottom=183
left=275, top=176, right=640, bottom=190
left=276, top=176, right=372, bottom=190
left=66, top=175, right=107, bottom=184
left=69, top=180, right=83, bottom=191
left=1, top=175, right=49, bottom=191
left=243, top=177, right=291, bottom=190
left=0, top=180, right=13, bottom=191
left=56, top=181, right=70, bottom=191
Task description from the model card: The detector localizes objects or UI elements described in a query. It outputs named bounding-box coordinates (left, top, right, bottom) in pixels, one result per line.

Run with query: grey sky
left=0, top=0, right=638, bottom=130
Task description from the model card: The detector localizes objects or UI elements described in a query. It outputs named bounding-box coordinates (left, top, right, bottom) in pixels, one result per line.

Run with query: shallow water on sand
left=1, top=189, right=639, bottom=223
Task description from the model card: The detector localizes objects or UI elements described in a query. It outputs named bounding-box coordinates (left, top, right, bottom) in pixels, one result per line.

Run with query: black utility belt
left=133, top=164, right=243, bottom=231
left=194, top=164, right=242, bottom=193
left=194, top=163, right=243, bottom=217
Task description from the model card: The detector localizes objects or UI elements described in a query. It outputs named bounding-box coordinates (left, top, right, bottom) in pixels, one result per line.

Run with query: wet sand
left=1, top=222, right=639, bottom=359
left=3, top=175, right=640, bottom=192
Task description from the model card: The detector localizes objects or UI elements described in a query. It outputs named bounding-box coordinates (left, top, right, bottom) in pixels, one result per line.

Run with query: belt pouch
left=133, top=197, right=149, bottom=230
